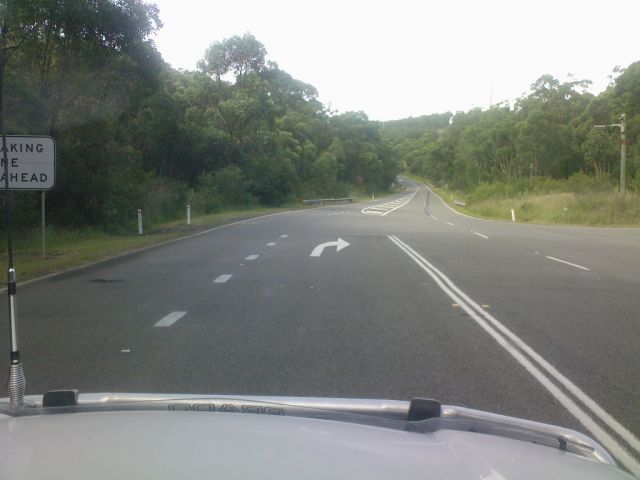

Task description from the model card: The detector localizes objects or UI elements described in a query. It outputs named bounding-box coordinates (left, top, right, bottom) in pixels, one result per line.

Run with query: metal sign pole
left=41, top=191, right=45, bottom=258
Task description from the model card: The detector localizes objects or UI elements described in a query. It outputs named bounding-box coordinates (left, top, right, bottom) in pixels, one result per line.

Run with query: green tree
left=198, top=33, right=266, bottom=81
left=312, top=152, right=339, bottom=194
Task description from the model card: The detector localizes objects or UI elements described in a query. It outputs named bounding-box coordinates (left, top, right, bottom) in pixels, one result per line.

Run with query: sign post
left=41, top=191, right=45, bottom=258
left=0, top=136, right=55, bottom=261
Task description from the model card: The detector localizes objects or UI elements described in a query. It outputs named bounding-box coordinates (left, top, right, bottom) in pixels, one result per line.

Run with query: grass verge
left=406, top=173, right=640, bottom=226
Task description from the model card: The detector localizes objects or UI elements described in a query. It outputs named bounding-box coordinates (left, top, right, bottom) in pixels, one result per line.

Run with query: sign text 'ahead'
left=0, top=136, right=55, bottom=190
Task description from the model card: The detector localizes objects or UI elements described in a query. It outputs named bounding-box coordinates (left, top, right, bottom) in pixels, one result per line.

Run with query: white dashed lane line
left=446, top=221, right=454, bottom=226
left=266, top=242, right=276, bottom=246
left=471, top=231, right=489, bottom=239
left=214, top=274, right=233, bottom=283
left=154, top=311, right=187, bottom=327
left=545, top=256, right=590, bottom=271
left=245, top=254, right=259, bottom=261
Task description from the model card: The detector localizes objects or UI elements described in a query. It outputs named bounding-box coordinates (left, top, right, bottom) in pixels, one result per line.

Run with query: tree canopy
left=2, top=0, right=639, bottom=232
left=0, top=2, right=399, bottom=230
left=384, top=69, right=640, bottom=191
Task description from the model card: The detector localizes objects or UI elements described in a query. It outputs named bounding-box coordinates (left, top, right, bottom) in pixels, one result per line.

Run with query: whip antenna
left=0, top=21, right=26, bottom=408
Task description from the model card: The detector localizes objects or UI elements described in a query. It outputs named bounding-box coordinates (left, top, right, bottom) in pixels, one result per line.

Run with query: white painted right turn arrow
left=310, top=238, right=350, bottom=257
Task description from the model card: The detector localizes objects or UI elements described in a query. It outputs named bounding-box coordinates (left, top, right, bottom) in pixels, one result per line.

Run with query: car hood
left=0, top=408, right=633, bottom=480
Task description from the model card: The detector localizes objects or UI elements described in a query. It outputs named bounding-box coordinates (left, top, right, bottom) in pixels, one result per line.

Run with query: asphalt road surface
left=2, top=177, right=640, bottom=473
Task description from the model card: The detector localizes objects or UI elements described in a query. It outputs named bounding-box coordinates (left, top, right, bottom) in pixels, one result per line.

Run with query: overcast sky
left=150, top=0, right=640, bottom=121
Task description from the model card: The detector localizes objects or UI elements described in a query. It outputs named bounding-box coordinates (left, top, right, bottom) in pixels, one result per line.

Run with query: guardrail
left=303, top=197, right=353, bottom=206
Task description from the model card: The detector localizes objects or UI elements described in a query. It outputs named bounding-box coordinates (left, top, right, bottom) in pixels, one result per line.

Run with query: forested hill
left=1, top=1, right=399, bottom=230
left=383, top=68, right=640, bottom=191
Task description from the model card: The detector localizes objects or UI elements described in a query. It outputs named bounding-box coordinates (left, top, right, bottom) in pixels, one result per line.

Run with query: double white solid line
left=388, top=234, right=640, bottom=475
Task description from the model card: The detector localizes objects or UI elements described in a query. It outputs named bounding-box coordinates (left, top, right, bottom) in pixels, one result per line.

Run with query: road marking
left=214, top=274, right=232, bottom=283
left=154, top=311, right=187, bottom=327
left=0, top=205, right=317, bottom=294
left=120, top=349, right=131, bottom=353
left=266, top=242, right=276, bottom=246
left=388, top=234, right=640, bottom=474
left=421, top=184, right=482, bottom=220
left=471, top=231, right=489, bottom=239
left=245, top=254, right=259, bottom=261
left=431, top=216, right=439, bottom=220
left=310, top=238, right=350, bottom=257
left=545, top=256, right=590, bottom=271
left=280, top=234, right=289, bottom=238
left=361, top=188, right=418, bottom=216
left=446, top=221, right=454, bottom=226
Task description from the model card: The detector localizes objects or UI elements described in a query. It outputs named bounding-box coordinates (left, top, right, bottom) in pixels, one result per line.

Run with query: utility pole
left=594, top=113, right=627, bottom=197
left=620, top=113, right=626, bottom=197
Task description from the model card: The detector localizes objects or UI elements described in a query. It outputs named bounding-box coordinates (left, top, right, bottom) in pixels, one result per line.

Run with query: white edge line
left=1, top=209, right=300, bottom=293
left=154, top=311, right=187, bottom=327
left=388, top=235, right=640, bottom=474
left=545, top=256, right=590, bottom=271
left=471, top=231, right=489, bottom=239
left=402, top=176, right=495, bottom=223
left=432, top=189, right=478, bottom=220
left=408, top=176, right=640, bottom=233
left=410, top=178, right=483, bottom=221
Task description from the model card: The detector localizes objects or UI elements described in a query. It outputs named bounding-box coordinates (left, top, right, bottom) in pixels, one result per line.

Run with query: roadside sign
left=0, top=136, right=55, bottom=190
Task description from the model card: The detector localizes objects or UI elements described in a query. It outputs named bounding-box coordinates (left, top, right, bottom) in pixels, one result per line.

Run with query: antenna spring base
left=8, top=362, right=25, bottom=407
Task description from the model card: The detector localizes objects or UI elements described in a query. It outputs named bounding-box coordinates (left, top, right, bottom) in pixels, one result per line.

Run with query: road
left=2, top=177, right=640, bottom=473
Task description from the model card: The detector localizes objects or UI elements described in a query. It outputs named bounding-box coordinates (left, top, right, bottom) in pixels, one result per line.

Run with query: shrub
left=566, top=172, right=614, bottom=193
left=213, top=165, right=254, bottom=207
left=141, top=176, right=189, bottom=225
left=193, top=172, right=223, bottom=213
